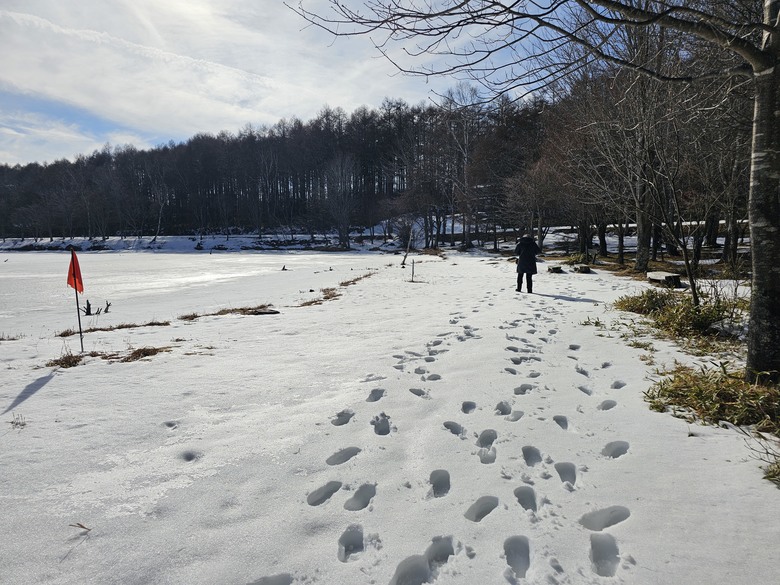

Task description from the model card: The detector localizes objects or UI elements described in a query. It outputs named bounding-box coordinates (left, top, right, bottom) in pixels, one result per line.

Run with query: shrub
left=653, top=296, right=730, bottom=336
left=645, top=362, right=779, bottom=433
left=615, top=289, right=732, bottom=336
left=561, top=253, right=588, bottom=265
left=614, top=288, right=676, bottom=315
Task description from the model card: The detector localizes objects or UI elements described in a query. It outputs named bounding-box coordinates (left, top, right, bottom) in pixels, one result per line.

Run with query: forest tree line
left=0, top=69, right=750, bottom=273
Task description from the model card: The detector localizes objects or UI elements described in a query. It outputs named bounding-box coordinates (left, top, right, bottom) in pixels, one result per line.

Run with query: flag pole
left=71, top=253, right=84, bottom=353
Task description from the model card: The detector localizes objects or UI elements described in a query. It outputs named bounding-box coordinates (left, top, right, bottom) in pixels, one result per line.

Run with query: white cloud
left=0, top=1, right=456, bottom=164
left=0, top=109, right=147, bottom=165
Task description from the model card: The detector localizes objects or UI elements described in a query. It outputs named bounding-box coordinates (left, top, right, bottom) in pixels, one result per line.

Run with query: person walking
left=515, top=234, right=541, bottom=293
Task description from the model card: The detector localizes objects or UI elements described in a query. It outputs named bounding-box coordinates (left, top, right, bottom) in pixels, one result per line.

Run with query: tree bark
left=745, top=65, right=780, bottom=382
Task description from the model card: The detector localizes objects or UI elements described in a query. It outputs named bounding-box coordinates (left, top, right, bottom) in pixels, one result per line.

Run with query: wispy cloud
left=0, top=1, right=451, bottom=165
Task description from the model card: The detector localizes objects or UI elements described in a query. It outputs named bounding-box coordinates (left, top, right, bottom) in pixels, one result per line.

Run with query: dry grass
left=0, top=332, right=22, bottom=341
left=9, top=412, right=27, bottom=430
left=214, top=305, right=280, bottom=316
left=418, top=248, right=446, bottom=257
left=179, top=304, right=279, bottom=321
left=298, top=298, right=323, bottom=307
left=56, top=321, right=171, bottom=337
left=120, top=346, right=172, bottom=362
left=299, top=272, right=375, bottom=307
left=46, top=352, right=84, bottom=368
left=339, top=272, right=374, bottom=287
left=44, top=345, right=172, bottom=367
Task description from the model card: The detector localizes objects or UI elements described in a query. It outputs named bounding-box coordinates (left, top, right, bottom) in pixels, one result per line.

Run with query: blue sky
left=0, top=1, right=454, bottom=166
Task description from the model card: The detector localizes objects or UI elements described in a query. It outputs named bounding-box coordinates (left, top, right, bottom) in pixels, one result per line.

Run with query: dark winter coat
left=515, top=236, right=541, bottom=274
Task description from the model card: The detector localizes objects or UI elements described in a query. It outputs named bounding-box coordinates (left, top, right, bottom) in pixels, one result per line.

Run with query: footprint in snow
left=522, top=446, right=543, bottom=467
left=597, top=399, right=617, bottom=411
left=578, top=385, right=593, bottom=396
left=464, top=496, right=499, bottom=522
left=344, top=483, right=376, bottom=511
left=553, top=415, right=569, bottom=430
left=180, top=450, right=202, bottom=462
left=326, top=447, right=361, bottom=466
left=331, top=409, right=354, bottom=426
left=590, top=533, right=620, bottom=577
left=602, top=441, right=630, bottom=459
left=476, top=429, right=497, bottom=448
left=462, top=401, right=477, bottom=414
left=515, top=384, right=536, bottom=395
left=337, top=524, right=364, bottom=562
left=307, top=481, right=342, bottom=506
left=495, top=401, right=512, bottom=416
left=388, top=537, right=454, bottom=585
left=503, top=536, right=531, bottom=580
left=476, top=429, right=498, bottom=464
left=443, top=421, right=465, bottom=437
left=611, top=380, right=627, bottom=389
left=554, top=462, right=577, bottom=489
left=579, top=506, right=631, bottom=531
left=514, top=486, right=537, bottom=512
left=409, top=388, right=429, bottom=399
left=366, top=388, right=385, bottom=402
left=370, top=412, right=393, bottom=436
left=429, top=470, right=450, bottom=498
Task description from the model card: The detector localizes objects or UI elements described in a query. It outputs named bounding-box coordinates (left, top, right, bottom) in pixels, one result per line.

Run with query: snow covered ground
left=0, top=245, right=777, bottom=585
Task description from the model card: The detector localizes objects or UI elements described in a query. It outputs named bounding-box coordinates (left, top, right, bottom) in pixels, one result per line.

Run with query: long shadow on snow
left=533, top=293, right=601, bottom=304
left=2, top=372, right=56, bottom=414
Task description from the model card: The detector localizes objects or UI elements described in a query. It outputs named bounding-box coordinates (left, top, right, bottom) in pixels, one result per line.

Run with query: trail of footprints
left=257, top=300, right=635, bottom=583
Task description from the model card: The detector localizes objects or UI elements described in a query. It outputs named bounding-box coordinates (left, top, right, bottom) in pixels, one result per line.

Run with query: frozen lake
left=0, top=250, right=387, bottom=339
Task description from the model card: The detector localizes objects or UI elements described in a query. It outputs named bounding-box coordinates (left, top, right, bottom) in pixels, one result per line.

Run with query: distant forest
left=0, top=73, right=751, bottom=265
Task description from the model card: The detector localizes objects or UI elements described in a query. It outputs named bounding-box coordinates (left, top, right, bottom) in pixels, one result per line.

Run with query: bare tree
left=324, top=153, right=358, bottom=249
left=290, top=0, right=780, bottom=382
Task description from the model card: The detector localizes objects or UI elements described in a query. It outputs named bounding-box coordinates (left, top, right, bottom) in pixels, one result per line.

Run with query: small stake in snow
left=411, top=259, right=415, bottom=282
left=66, top=249, right=85, bottom=353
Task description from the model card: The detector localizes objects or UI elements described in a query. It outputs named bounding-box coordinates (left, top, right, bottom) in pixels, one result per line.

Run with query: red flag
left=67, top=250, right=84, bottom=293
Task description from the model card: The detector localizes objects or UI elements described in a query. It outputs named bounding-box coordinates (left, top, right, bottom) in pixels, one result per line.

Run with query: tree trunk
left=745, top=65, right=780, bottom=382
left=597, top=223, right=608, bottom=257
left=634, top=195, right=652, bottom=272
left=617, top=220, right=625, bottom=266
